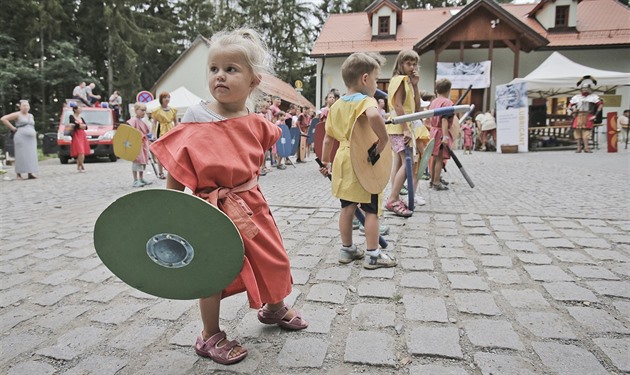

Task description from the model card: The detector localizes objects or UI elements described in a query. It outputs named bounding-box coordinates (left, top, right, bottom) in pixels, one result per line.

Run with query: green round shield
left=94, top=189, right=244, bottom=300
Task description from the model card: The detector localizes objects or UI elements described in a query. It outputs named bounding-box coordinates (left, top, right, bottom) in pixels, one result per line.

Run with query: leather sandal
left=257, top=304, right=308, bottom=330
left=385, top=200, right=412, bottom=217
left=195, top=331, right=247, bottom=365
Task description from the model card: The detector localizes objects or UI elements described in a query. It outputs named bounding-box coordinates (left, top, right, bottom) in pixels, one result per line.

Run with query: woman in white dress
left=1, top=100, right=39, bottom=179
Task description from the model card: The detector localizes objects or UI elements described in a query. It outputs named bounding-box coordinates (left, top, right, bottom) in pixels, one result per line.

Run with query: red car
left=57, top=105, right=118, bottom=164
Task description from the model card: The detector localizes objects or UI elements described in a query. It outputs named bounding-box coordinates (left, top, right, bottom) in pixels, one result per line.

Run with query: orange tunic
left=150, top=114, right=292, bottom=308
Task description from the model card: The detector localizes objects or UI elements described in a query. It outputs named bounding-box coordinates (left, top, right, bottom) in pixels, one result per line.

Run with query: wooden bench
left=528, top=122, right=602, bottom=151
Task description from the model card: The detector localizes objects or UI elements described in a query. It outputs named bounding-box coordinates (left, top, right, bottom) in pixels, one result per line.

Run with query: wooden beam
left=486, top=40, right=493, bottom=112
left=459, top=41, right=465, bottom=61
left=503, top=39, right=517, bottom=53
left=513, top=39, right=520, bottom=79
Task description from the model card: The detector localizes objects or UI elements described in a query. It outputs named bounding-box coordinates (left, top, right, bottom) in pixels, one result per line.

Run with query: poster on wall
left=436, top=61, right=491, bottom=89
left=495, top=82, right=529, bottom=153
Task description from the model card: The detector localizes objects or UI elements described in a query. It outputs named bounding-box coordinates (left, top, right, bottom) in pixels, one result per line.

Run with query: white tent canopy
left=146, top=86, right=203, bottom=113
left=510, top=52, right=630, bottom=97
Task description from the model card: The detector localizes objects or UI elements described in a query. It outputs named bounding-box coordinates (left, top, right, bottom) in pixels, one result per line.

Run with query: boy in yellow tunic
left=319, top=52, right=397, bottom=270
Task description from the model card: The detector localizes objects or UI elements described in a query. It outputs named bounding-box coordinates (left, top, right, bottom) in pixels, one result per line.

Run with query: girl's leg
left=340, top=204, right=356, bottom=247
left=199, top=294, right=246, bottom=358
left=77, top=154, right=85, bottom=170
left=132, top=170, right=138, bottom=181
left=387, top=152, right=407, bottom=204
left=432, top=155, right=444, bottom=186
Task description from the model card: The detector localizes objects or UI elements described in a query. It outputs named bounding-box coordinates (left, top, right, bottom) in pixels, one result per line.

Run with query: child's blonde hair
left=341, top=52, right=385, bottom=88
left=207, top=28, right=273, bottom=106
left=435, top=78, right=452, bottom=95
left=393, top=50, right=420, bottom=76
left=133, top=102, right=147, bottom=112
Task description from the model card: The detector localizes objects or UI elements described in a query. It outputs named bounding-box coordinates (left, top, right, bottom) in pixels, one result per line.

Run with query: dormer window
left=378, top=16, right=390, bottom=35
left=555, top=6, right=569, bottom=27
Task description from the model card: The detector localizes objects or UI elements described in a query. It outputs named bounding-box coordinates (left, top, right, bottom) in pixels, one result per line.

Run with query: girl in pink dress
left=461, top=117, right=474, bottom=154
left=127, top=102, right=153, bottom=187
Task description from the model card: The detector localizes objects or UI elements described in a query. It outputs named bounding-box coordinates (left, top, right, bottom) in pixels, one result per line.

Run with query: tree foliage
left=2, top=0, right=465, bottom=131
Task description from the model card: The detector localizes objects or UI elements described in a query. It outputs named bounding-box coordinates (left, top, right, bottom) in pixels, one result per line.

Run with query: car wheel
left=109, top=154, right=118, bottom=162
left=59, top=155, right=69, bottom=164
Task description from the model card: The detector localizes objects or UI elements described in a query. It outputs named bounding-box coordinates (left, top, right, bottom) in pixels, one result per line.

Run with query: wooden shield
left=113, top=124, right=143, bottom=161
left=418, top=138, right=435, bottom=176
left=275, top=124, right=293, bottom=158
left=94, top=190, right=244, bottom=300
left=299, top=135, right=307, bottom=160
left=350, top=121, right=392, bottom=194
left=314, top=121, right=339, bottom=162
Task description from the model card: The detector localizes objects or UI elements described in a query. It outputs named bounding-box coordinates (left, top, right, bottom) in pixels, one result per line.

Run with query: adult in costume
left=568, top=76, right=603, bottom=153
left=1, top=100, right=39, bottom=179
left=69, top=105, right=90, bottom=172
left=150, top=92, right=178, bottom=178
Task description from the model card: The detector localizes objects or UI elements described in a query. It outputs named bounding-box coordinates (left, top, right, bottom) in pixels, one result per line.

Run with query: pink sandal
left=385, top=200, right=413, bottom=217
left=195, top=331, right=247, bottom=365
left=257, top=304, right=308, bottom=330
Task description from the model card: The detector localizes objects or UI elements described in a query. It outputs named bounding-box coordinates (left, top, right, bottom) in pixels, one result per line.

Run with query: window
left=555, top=6, right=569, bottom=27
left=378, top=16, right=389, bottom=35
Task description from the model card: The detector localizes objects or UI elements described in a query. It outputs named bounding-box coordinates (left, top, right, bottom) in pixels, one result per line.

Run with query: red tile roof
left=310, top=0, right=630, bottom=57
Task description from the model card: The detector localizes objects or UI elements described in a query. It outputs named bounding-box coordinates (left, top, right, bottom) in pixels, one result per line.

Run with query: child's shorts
left=389, top=134, right=406, bottom=153
left=340, top=194, right=379, bottom=214
left=132, top=162, right=146, bottom=172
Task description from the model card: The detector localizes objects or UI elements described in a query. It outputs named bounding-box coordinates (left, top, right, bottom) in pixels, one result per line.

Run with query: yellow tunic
left=326, top=94, right=379, bottom=204
left=387, top=75, right=429, bottom=140
left=152, top=107, right=178, bottom=138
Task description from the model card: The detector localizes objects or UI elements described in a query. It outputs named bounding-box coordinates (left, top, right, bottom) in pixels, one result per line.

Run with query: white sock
left=366, top=249, right=380, bottom=257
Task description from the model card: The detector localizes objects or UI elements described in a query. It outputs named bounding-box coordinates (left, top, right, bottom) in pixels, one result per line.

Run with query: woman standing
left=69, top=105, right=90, bottom=172
left=150, top=92, right=178, bottom=179
left=1, top=100, right=39, bottom=179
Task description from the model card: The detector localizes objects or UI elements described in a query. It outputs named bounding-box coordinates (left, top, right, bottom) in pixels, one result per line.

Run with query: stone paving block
left=75, top=256, right=102, bottom=270
left=401, top=258, right=434, bottom=271
left=83, top=283, right=127, bottom=303
left=584, top=249, right=630, bottom=262
left=296, top=244, right=325, bottom=256
left=0, top=308, right=38, bottom=331
left=402, top=294, right=448, bottom=322
left=306, top=283, right=347, bottom=304
left=550, top=250, right=596, bottom=264
left=577, top=218, right=607, bottom=227
left=315, top=266, right=352, bottom=282
left=34, top=285, right=80, bottom=306
left=572, top=237, right=610, bottom=248
left=586, top=280, right=630, bottom=298
left=0, top=248, right=32, bottom=262
left=593, top=338, right=630, bottom=372
left=464, top=319, right=524, bottom=350
left=146, top=300, right=195, bottom=321
left=34, top=239, right=65, bottom=250
left=491, top=225, right=520, bottom=232
left=291, top=269, right=310, bottom=285
left=517, top=216, right=544, bottom=224
left=7, top=361, right=56, bottom=375
left=495, top=232, right=528, bottom=241
left=75, top=266, right=113, bottom=283
left=537, top=238, right=575, bottom=248
left=474, top=352, right=538, bottom=375
left=400, top=246, right=430, bottom=258
left=359, top=267, right=395, bottom=279
left=279, top=337, right=328, bottom=367
left=461, top=220, right=486, bottom=227
left=441, top=258, right=477, bottom=273
left=351, top=303, right=395, bottom=328
left=235, top=310, right=276, bottom=338
left=515, top=253, right=552, bottom=265
left=344, top=331, right=396, bottom=366
left=301, top=304, right=336, bottom=333
left=590, top=225, right=622, bottom=234
left=91, top=302, right=149, bottom=324
left=169, top=321, right=198, bottom=346
left=435, top=237, right=464, bottom=248
left=467, top=236, right=499, bottom=246
left=38, top=269, right=82, bottom=286
left=532, top=341, right=609, bottom=375
left=110, top=324, right=166, bottom=351
left=528, top=230, right=560, bottom=239
left=37, top=327, right=108, bottom=361
left=36, top=305, right=90, bottom=330
left=357, top=280, right=396, bottom=298
left=65, top=247, right=96, bottom=258
left=479, top=255, right=512, bottom=268
left=64, top=238, right=93, bottom=249
left=1, top=333, right=41, bottom=365
left=523, top=265, right=573, bottom=282
left=0, top=240, right=31, bottom=252
left=447, top=274, right=489, bottom=291
left=515, top=311, right=577, bottom=339
left=400, top=272, right=440, bottom=289
left=409, top=364, right=469, bottom=375
left=289, top=255, right=321, bottom=269
left=566, top=306, right=630, bottom=334
left=138, top=350, right=197, bottom=374
left=436, top=248, right=467, bottom=258
left=61, top=355, right=129, bottom=375
left=407, top=326, right=463, bottom=359
left=543, top=282, right=599, bottom=302
left=454, top=292, right=501, bottom=316
left=613, top=300, right=630, bottom=321
left=610, top=263, right=630, bottom=277
left=400, top=238, right=431, bottom=249
left=471, top=244, right=504, bottom=255
left=559, top=228, right=597, bottom=238
left=500, top=289, right=550, bottom=309
left=505, top=241, right=539, bottom=252
left=486, top=269, right=521, bottom=285
left=464, top=227, right=492, bottom=235
left=568, top=265, right=620, bottom=280
left=609, top=234, right=630, bottom=244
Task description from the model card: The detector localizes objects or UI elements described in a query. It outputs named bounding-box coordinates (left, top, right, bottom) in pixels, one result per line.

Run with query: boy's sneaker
left=414, top=195, right=426, bottom=206
left=339, top=244, right=365, bottom=264
left=364, top=252, right=397, bottom=270
left=141, top=179, right=153, bottom=185
left=440, top=177, right=450, bottom=186
left=132, top=180, right=145, bottom=188
left=352, top=219, right=360, bottom=230
left=359, top=224, right=390, bottom=236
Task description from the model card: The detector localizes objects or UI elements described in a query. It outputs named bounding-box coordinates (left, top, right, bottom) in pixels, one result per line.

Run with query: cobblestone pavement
left=1, top=148, right=629, bottom=375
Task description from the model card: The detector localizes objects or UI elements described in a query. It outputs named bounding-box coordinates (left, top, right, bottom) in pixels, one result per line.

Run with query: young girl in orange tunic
left=150, top=29, right=307, bottom=366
